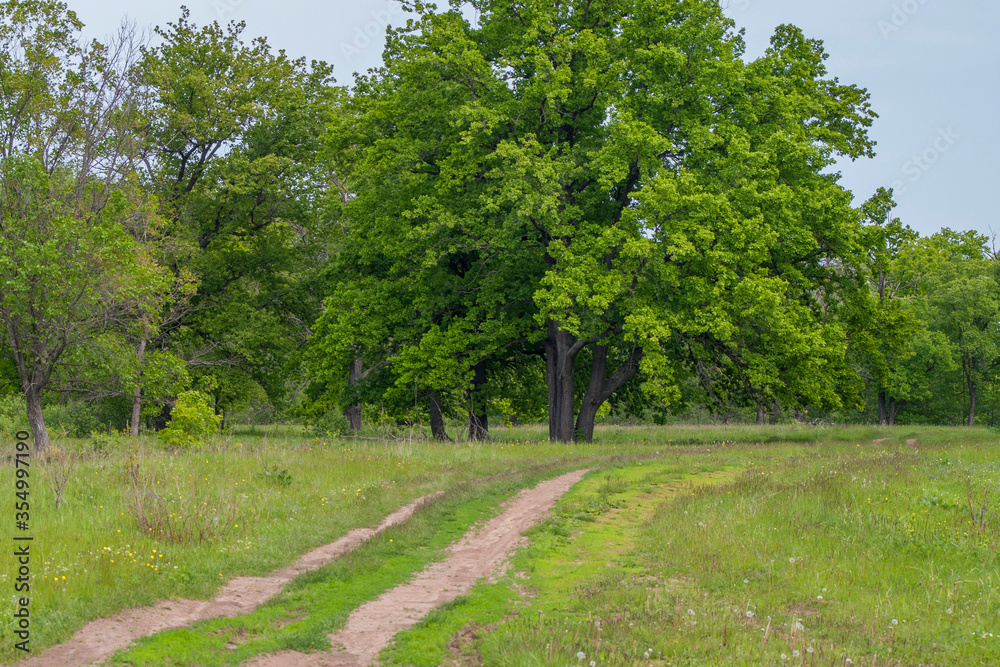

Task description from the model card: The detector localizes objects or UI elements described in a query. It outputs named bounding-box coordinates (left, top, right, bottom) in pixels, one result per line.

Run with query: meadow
left=2, top=424, right=1000, bottom=666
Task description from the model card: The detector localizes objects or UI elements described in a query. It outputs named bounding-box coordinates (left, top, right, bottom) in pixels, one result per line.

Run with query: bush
left=90, top=429, right=127, bottom=455
left=159, top=391, right=221, bottom=448
left=309, top=410, right=352, bottom=437
left=0, top=393, right=28, bottom=437
left=44, top=398, right=131, bottom=438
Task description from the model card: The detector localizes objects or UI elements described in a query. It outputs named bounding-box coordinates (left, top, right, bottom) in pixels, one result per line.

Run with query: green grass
left=109, top=462, right=591, bottom=666
left=382, top=429, right=1000, bottom=666
left=0, top=425, right=656, bottom=663
left=5, top=424, right=1000, bottom=665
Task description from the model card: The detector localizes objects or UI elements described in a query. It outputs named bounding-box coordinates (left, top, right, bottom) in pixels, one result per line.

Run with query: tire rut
left=20, top=491, right=445, bottom=667
left=247, top=469, right=589, bottom=667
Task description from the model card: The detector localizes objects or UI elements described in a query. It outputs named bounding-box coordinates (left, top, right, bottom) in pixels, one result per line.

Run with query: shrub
left=38, top=446, right=76, bottom=510
left=123, top=470, right=253, bottom=544
left=309, top=410, right=352, bottom=437
left=44, top=398, right=131, bottom=437
left=159, top=391, right=221, bottom=448
left=0, top=393, right=28, bottom=437
left=90, top=428, right=127, bottom=455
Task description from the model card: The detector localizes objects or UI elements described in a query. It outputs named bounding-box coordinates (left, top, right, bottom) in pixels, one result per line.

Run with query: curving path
left=247, top=469, right=589, bottom=667
left=21, top=491, right=445, bottom=667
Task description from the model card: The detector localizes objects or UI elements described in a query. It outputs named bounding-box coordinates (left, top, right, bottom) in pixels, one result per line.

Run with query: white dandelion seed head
left=577, top=652, right=586, bottom=660
left=746, top=610, right=755, bottom=618
left=892, top=618, right=898, bottom=625
left=806, top=647, right=814, bottom=654
left=793, top=650, right=801, bottom=657
left=781, top=653, right=788, bottom=660
left=688, top=609, right=696, bottom=616
left=789, top=557, right=795, bottom=564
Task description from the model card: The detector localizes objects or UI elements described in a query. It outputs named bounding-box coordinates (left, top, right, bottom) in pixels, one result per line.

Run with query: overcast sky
left=64, top=0, right=998, bottom=239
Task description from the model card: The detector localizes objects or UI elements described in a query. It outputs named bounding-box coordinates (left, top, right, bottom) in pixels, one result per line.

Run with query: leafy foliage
left=158, top=391, right=221, bottom=448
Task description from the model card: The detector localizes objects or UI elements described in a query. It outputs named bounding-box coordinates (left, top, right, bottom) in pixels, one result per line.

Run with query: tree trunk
left=130, top=389, right=143, bottom=438
left=574, top=344, right=643, bottom=443
left=768, top=402, right=781, bottom=425
left=756, top=400, right=765, bottom=425
left=343, top=356, right=363, bottom=431
left=968, top=382, right=977, bottom=427
left=25, top=388, right=49, bottom=452
left=468, top=360, right=489, bottom=440
left=130, top=331, right=148, bottom=438
left=888, top=399, right=898, bottom=426
left=545, top=321, right=578, bottom=442
left=429, top=391, right=449, bottom=441
left=149, top=400, right=173, bottom=431
left=877, top=391, right=887, bottom=426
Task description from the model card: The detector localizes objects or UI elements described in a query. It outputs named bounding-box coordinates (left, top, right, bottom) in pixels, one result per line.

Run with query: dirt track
left=248, top=469, right=588, bottom=667
left=21, top=491, right=445, bottom=667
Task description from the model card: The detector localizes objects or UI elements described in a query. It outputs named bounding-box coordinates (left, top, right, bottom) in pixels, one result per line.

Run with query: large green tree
left=136, top=9, right=338, bottom=423
left=314, top=0, right=877, bottom=442
left=0, top=1, right=163, bottom=449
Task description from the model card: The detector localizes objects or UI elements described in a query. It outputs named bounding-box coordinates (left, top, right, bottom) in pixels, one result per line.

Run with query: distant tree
left=0, top=2, right=162, bottom=450
left=136, top=9, right=339, bottom=421
left=845, top=188, right=922, bottom=424
left=922, top=231, right=1000, bottom=426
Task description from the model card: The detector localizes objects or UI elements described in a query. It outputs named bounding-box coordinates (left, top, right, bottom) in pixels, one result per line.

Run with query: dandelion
left=892, top=619, right=898, bottom=625
left=744, top=579, right=749, bottom=584
left=817, top=595, right=823, bottom=600
left=789, top=557, right=795, bottom=564
left=589, top=662, right=595, bottom=667
left=577, top=651, right=586, bottom=660
left=846, top=659, right=853, bottom=665
left=792, top=650, right=800, bottom=658
left=806, top=647, right=814, bottom=654
left=746, top=610, right=755, bottom=618
left=781, top=654, right=787, bottom=660
left=795, top=621, right=804, bottom=631
left=688, top=609, right=695, bottom=616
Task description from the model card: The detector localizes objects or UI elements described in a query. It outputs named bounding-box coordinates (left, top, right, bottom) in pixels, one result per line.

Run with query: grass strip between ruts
left=380, top=459, right=737, bottom=666
left=108, top=462, right=593, bottom=666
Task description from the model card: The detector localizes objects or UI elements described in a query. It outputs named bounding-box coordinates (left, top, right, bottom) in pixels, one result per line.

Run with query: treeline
left=0, top=1, right=993, bottom=450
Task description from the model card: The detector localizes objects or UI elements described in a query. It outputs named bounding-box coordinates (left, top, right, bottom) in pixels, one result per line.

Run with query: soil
left=247, top=469, right=588, bottom=667
left=21, top=490, right=445, bottom=667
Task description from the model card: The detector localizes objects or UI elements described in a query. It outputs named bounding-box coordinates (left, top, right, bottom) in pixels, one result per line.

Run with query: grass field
left=3, top=424, right=1000, bottom=665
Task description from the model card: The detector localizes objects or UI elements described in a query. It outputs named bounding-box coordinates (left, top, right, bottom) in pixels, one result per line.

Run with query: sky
left=63, top=0, right=999, bottom=239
